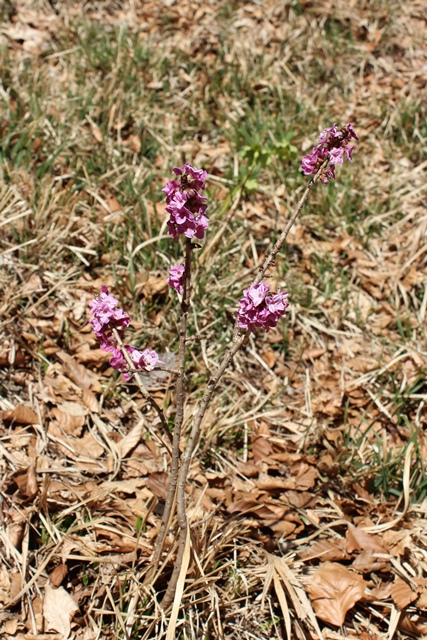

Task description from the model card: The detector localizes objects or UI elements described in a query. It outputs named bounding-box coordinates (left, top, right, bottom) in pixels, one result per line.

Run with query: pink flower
left=163, top=163, right=209, bottom=241
left=301, top=123, right=358, bottom=183
left=167, top=264, right=185, bottom=294
left=131, top=348, right=164, bottom=372
left=237, top=281, right=289, bottom=332
left=89, top=287, right=163, bottom=380
left=329, top=147, right=345, bottom=165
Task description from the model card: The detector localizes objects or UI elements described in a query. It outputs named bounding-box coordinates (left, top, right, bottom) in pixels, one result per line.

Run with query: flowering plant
left=301, top=123, right=358, bottom=183
left=162, top=163, right=209, bottom=241
left=89, top=286, right=163, bottom=381
left=237, top=281, right=289, bottom=331
left=88, top=126, right=357, bottom=608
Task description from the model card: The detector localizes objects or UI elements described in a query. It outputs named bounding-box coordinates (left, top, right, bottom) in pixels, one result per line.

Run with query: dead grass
left=1, top=0, right=427, bottom=638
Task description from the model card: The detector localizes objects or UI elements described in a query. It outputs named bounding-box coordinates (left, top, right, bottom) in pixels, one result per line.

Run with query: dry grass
left=1, top=0, right=427, bottom=638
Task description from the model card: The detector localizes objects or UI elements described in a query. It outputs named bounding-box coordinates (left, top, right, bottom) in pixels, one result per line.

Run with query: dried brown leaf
left=256, top=473, right=294, bottom=491
left=128, top=134, right=141, bottom=153
left=302, top=348, right=327, bottom=360
left=82, top=388, right=99, bottom=413
left=391, top=577, right=417, bottom=610
left=2, top=405, right=38, bottom=426
left=284, top=490, right=314, bottom=508
left=299, top=539, right=348, bottom=562
left=9, top=572, right=22, bottom=600
left=51, top=406, right=85, bottom=437
left=57, top=352, right=101, bottom=391
left=43, top=584, right=79, bottom=638
left=346, top=525, right=386, bottom=554
left=105, top=195, right=122, bottom=212
left=75, top=348, right=111, bottom=364
left=116, top=420, right=144, bottom=458
left=306, top=562, right=367, bottom=627
left=146, top=472, right=170, bottom=500
left=13, top=461, right=38, bottom=499
left=49, top=564, right=68, bottom=588
left=252, top=437, right=272, bottom=463
left=295, top=466, right=317, bottom=491
left=398, top=612, right=427, bottom=636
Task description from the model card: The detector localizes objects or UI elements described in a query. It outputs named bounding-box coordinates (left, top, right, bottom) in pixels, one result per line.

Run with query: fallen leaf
left=116, top=420, right=144, bottom=458
left=1, top=405, right=38, bottom=425
left=346, top=525, right=386, bottom=554
left=57, top=352, right=100, bottom=391
left=306, top=562, right=367, bottom=627
left=51, top=406, right=85, bottom=437
left=0, top=566, right=10, bottom=603
left=398, top=612, right=427, bottom=636
left=91, top=125, right=103, bottom=143
left=12, top=461, right=38, bottom=499
left=252, top=436, right=272, bottom=463
left=299, top=538, right=348, bottom=562
left=236, top=461, right=259, bottom=477
left=43, top=584, right=79, bottom=638
left=4, top=618, right=18, bottom=634
left=302, top=348, right=326, bottom=360
left=128, top=134, right=141, bottom=153
left=391, top=577, right=417, bottom=610
left=147, top=472, right=170, bottom=500
left=9, top=572, right=22, bottom=600
left=284, top=491, right=314, bottom=508
left=82, top=388, right=99, bottom=413
left=75, top=348, right=111, bottom=364
left=49, top=564, right=68, bottom=588
left=294, top=466, right=317, bottom=491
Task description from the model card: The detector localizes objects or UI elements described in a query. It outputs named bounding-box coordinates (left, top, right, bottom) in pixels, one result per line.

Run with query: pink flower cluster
left=162, top=163, right=209, bottom=241
left=89, top=286, right=163, bottom=381
left=167, top=264, right=185, bottom=295
left=301, top=123, right=358, bottom=184
left=237, top=281, right=289, bottom=332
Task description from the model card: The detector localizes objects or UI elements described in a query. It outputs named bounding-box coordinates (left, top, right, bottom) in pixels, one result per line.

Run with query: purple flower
left=163, top=163, right=209, bottom=241
left=131, top=348, right=164, bottom=372
left=329, top=147, right=345, bottom=165
left=301, top=123, right=358, bottom=183
left=237, top=281, right=289, bottom=332
left=167, top=264, right=185, bottom=294
left=172, top=163, right=207, bottom=191
left=89, top=286, right=131, bottom=348
left=89, top=287, right=163, bottom=380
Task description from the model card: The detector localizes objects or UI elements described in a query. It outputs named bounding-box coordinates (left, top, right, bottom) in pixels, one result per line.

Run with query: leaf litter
left=0, top=0, right=427, bottom=638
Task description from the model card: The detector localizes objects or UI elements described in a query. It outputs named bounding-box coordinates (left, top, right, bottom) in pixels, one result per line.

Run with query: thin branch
left=112, top=328, right=171, bottom=446
left=148, top=238, right=193, bottom=581
left=162, top=163, right=327, bottom=606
